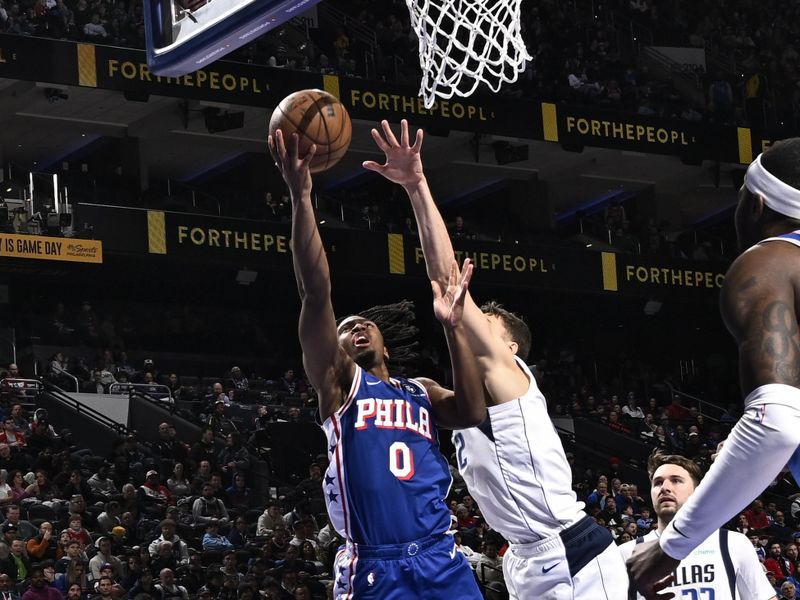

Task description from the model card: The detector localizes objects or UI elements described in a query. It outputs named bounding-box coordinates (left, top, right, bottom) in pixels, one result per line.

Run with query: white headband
left=745, top=153, right=800, bottom=219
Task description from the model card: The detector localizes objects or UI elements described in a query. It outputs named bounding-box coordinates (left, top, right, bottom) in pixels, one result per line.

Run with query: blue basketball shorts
left=332, top=532, right=482, bottom=599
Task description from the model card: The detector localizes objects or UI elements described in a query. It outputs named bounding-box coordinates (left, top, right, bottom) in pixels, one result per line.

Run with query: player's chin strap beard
left=745, top=153, right=800, bottom=219
left=353, top=349, right=378, bottom=370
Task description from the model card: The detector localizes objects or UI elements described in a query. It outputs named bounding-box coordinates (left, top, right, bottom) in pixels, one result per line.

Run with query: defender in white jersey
left=621, top=451, right=775, bottom=600
left=629, top=139, right=800, bottom=598
left=365, top=119, right=628, bottom=599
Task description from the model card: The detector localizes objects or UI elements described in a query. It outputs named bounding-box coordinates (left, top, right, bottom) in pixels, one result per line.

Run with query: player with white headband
left=629, top=138, right=800, bottom=598
left=743, top=152, right=800, bottom=219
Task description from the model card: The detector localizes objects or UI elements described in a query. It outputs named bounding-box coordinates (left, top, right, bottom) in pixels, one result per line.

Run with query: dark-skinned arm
left=720, top=243, right=800, bottom=394
left=268, top=131, right=354, bottom=422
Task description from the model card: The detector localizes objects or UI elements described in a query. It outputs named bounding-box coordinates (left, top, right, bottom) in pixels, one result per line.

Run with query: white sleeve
left=661, top=385, right=800, bottom=559
left=619, top=532, right=659, bottom=565
left=729, top=532, right=778, bottom=600
left=618, top=539, right=636, bottom=563
left=619, top=537, right=654, bottom=600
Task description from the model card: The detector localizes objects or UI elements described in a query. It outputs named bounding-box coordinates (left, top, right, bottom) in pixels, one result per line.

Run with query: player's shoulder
left=618, top=531, right=657, bottom=560
left=735, top=236, right=800, bottom=275
left=618, top=538, right=636, bottom=561
left=721, top=240, right=799, bottom=314
left=405, top=376, right=438, bottom=398
left=409, top=376, right=435, bottom=389
left=723, top=529, right=750, bottom=544
left=724, top=529, right=761, bottom=560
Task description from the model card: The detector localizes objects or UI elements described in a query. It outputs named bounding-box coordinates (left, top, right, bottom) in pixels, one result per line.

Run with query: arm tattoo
left=761, top=301, right=800, bottom=384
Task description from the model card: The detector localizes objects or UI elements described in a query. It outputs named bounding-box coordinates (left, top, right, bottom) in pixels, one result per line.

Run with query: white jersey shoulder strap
left=718, top=528, right=736, bottom=599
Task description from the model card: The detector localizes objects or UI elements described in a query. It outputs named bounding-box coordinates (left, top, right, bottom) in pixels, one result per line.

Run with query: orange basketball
left=269, top=89, right=352, bottom=173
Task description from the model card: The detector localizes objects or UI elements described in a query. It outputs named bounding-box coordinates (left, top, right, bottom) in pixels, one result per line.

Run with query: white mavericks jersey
left=619, top=529, right=775, bottom=600
left=452, top=357, right=585, bottom=543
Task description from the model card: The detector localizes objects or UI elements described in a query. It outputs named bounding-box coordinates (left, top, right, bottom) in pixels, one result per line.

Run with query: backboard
left=144, top=0, right=322, bottom=77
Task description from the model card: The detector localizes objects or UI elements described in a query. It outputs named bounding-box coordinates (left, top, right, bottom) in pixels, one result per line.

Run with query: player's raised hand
left=432, top=259, right=473, bottom=329
left=268, top=130, right=316, bottom=200
left=362, top=119, right=424, bottom=188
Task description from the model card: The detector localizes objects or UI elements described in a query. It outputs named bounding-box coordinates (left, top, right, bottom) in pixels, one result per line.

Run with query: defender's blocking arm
left=364, top=120, right=527, bottom=403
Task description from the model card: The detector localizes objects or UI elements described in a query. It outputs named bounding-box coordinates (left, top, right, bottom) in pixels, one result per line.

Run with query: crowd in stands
left=0, top=213, right=785, bottom=598
left=0, top=0, right=745, bottom=260
left=2, top=349, right=798, bottom=599
left=25, top=275, right=735, bottom=420
left=604, top=0, right=800, bottom=129
left=319, top=176, right=723, bottom=259
left=0, top=169, right=723, bottom=260
left=18, top=293, right=448, bottom=405
left=38, top=298, right=293, bottom=364
left=0, top=1, right=791, bottom=597
left=0, top=351, right=526, bottom=599
left=1, top=0, right=798, bottom=129
left=0, top=360, right=342, bottom=599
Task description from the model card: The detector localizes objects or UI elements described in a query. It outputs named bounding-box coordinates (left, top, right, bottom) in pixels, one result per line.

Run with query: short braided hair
left=358, top=300, right=420, bottom=364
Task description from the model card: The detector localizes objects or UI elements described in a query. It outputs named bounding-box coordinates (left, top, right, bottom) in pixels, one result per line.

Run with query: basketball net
left=406, top=0, right=531, bottom=108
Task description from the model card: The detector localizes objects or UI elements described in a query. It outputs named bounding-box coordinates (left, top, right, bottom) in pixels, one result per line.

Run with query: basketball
left=268, top=89, right=352, bottom=173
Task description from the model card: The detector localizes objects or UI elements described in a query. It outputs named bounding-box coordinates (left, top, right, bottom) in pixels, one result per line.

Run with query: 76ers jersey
left=758, top=229, right=800, bottom=248
left=321, top=366, right=452, bottom=545
left=453, top=357, right=585, bottom=544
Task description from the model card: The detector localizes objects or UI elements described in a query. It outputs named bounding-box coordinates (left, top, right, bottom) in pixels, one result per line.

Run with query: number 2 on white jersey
left=389, top=441, right=415, bottom=480
left=453, top=432, right=467, bottom=469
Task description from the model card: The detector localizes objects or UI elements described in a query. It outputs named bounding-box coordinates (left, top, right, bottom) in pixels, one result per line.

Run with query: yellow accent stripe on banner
left=542, top=103, right=558, bottom=142
left=323, top=75, right=340, bottom=100
left=387, top=233, right=405, bottom=274
left=77, top=44, right=97, bottom=88
left=147, top=211, right=167, bottom=255
left=737, top=127, right=753, bottom=165
left=601, top=252, right=618, bottom=291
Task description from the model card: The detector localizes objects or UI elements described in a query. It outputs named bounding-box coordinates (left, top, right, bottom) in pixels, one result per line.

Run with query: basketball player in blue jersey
left=629, top=139, right=800, bottom=598
left=268, top=129, right=484, bottom=600
left=619, top=451, right=775, bottom=600
left=364, top=118, right=629, bottom=598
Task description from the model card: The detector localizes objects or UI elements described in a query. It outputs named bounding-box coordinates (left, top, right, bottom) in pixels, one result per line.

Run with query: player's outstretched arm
left=630, top=245, right=800, bottom=595
left=364, top=120, right=526, bottom=403
left=363, top=120, right=450, bottom=285
left=269, top=130, right=354, bottom=421
left=419, top=260, right=485, bottom=428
